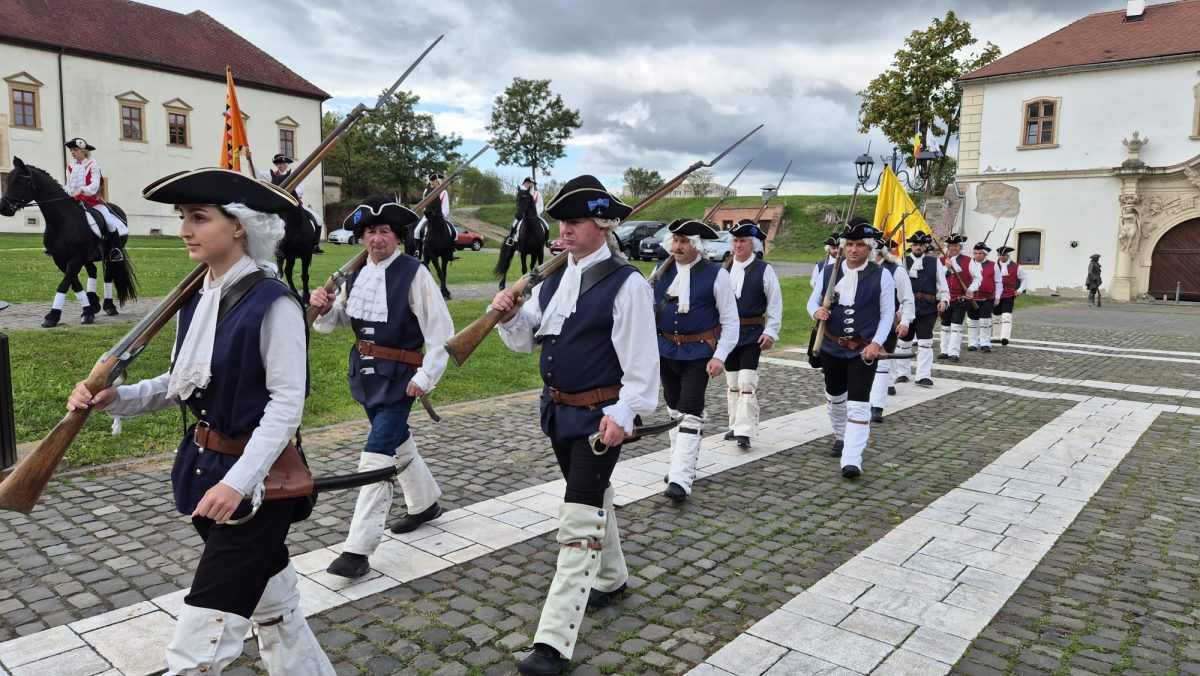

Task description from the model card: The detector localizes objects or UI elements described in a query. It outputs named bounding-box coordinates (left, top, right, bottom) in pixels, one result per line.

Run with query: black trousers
left=968, top=299, right=995, bottom=321
left=726, top=343, right=762, bottom=372
left=993, top=296, right=1016, bottom=315
left=821, top=353, right=878, bottom=402
left=186, top=498, right=304, bottom=619
left=910, top=313, right=937, bottom=340
left=551, top=435, right=622, bottom=508
left=940, top=299, right=969, bottom=326
left=661, top=357, right=710, bottom=416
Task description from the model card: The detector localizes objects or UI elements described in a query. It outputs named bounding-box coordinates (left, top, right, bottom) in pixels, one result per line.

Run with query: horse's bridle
left=0, top=168, right=74, bottom=212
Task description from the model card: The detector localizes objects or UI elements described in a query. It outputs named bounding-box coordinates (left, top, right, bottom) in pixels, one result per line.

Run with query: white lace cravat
left=346, top=250, right=397, bottom=323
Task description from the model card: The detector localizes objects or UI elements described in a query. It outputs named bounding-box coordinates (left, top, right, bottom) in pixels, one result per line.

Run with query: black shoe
left=967, top=346, right=978, bottom=352
left=887, top=386, right=896, bottom=396
left=829, top=439, right=844, bottom=458
left=80, top=310, right=95, bottom=325
left=389, top=502, right=443, bottom=534
left=736, top=436, right=751, bottom=449
left=870, top=407, right=884, bottom=424
left=950, top=355, right=960, bottom=362
left=1001, top=339, right=1009, bottom=346
left=937, top=353, right=949, bottom=360
left=842, top=465, right=862, bottom=479
left=587, top=582, right=628, bottom=609
left=517, top=643, right=570, bottom=675
left=86, top=291, right=101, bottom=314
left=916, top=378, right=934, bottom=388
left=102, top=298, right=119, bottom=316
left=723, top=430, right=735, bottom=441
left=663, top=474, right=668, bottom=484
left=326, top=552, right=370, bottom=578
left=41, top=309, right=61, bottom=328
left=313, top=245, right=325, bottom=255
left=981, top=346, right=992, bottom=353
left=664, top=482, right=687, bottom=503
left=895, top=376, right=909, bottom=384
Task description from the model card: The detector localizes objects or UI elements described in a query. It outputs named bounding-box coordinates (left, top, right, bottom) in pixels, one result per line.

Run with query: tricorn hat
left=973, top=242, right=992, bottom=252
left=142, top=168, right=299, bottom=213
left=344, top=195, right=419, bottom=236
left=823, top=233, right=840, bottom=247
left=65, top=137, right=95, bottom=151
left=427, top=173, right=444, bottom=182
left=729, top=218, right=766, bottom=240
left=667, top=218, right=719, bottom=240
left=522, top=177, right=535, bottom=185
left=996, top=245, right=1015, bottom=255
left=544, top=174, right=632, bottom=221
left=841, top=220, right=881, bottom=241
left=1090, top=253, right=1101, bottom=259
left=906, top=231, right=932, bottom=245
left=272, top=154, right=294, bottom=165
left=944, top=233, right=968, bottom=245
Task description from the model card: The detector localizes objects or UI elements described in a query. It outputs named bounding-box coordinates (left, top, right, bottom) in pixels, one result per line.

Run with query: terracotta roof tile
left=0, top=0, right=328, bottom=99
left=962, top=0, right=1200, bottom=81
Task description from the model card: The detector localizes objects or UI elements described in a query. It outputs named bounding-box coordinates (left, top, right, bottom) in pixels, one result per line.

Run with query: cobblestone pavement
left=0, top=306, right=1199, bottom=674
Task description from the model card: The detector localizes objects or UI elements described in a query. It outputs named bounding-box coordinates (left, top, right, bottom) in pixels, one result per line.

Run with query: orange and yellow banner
left=220, top=68, right=250, bottom=171
left=872, top=166, right=931, bottom=255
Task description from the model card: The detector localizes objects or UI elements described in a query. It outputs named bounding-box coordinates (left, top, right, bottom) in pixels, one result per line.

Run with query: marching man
left=966, top=242, right=1003, bottom=353
left=892, top=232, right=949, bottom=387
left=938, top=234, right=972, bottom=362
left=867, top=235, right=914, bottom=423
left=992, top=245, right=1027, bottom=345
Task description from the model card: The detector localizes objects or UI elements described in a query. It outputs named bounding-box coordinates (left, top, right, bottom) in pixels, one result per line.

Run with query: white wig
left=594, top=217, right=623, bottom=254
left=222, top=202, right=285, bottom=265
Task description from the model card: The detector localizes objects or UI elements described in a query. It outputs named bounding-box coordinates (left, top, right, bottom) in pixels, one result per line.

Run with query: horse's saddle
left=80, top=203, right=129, bottom=234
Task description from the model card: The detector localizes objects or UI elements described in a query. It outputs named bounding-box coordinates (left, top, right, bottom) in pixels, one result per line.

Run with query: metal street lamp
left=856, top=146, right=935, bottom=193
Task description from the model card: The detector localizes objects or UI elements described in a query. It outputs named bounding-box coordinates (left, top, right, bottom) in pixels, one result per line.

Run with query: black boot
left=841, top=465, right=862, bottom=479
left=42, top=308, right=62, bottom=328
left=326, top=552, right=370, bottom=578
left=870, top=407, right=884, bottom=423
left=887, top=386, right=896, bottom=396
left=664, top=482, right=687, bottom=503
left=723, top=430, right=735, bottom=441
left=389, top=502, right=443, bottom=534
left=102, top=298, right=119, bottom=316
left=916, top=378, right=934, bottom=387
left=829, top=439, right=844, bottom=457
left=313, top=244, right=325, bottom=255
left=587, top=582, right=628, bottom=609
left=517, top=643, right=570, bottom=675
left=736, top=436, right=751, bottom=449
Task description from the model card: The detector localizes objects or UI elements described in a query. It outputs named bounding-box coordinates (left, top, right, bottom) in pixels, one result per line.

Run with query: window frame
left=1015, top=229, right=1045, bottom=269
left=163, top=98, right=193, bottom=148
left=5, top=72, right=44, bottom=130
left=115, top=91, right=149, bottom=143
left=1019, top=97, right=1060, bottom=149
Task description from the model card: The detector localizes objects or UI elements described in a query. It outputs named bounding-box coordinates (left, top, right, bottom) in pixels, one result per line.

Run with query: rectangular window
left=1023, top=100, right=1056, bottom=146
left=121, top=105, right=143, bottom=141
left=11, top=88, right=36, bottom=128
left=279, top=128, right=295, bottom=159
left=167, top=111, right=188, bottom=146
left=1017, top=231, right=1042, bottom=265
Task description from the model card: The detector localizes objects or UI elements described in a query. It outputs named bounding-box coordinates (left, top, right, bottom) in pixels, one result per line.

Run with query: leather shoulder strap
left=579, top=256, right=636, bottom=298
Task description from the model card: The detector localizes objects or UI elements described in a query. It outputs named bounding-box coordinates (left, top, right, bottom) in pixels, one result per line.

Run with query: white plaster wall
left=959, top=177, right=1120, bottom=295
left=1, top=45, right=323, bottom=236
left=974, top=59, right=1200, bottom=173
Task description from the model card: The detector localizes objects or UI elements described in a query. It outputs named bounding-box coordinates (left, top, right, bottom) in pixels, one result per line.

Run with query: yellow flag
left=872, top=166, right=931, bottom=255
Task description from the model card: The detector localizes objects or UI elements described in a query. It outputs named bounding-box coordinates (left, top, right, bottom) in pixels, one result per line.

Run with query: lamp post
left=855, top=146, right=937, bottom=194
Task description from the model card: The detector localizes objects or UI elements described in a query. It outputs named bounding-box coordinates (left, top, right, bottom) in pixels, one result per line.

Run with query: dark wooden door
left=1150, top=218, right=1200, bottom=300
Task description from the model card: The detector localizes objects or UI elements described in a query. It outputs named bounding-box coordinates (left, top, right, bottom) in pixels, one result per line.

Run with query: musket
left=927, top=232, right=979, bottom=310
left=702, top=158, right=753, bottom=221
left=0, top=42, right=445, bottom=514
left=981, top=217, right=1000, bottom=245
left=723, top=160, right=791, bottom=270
left=808, top=174, right=865, bottom=360
left=445, top=125, right=763, bottom=367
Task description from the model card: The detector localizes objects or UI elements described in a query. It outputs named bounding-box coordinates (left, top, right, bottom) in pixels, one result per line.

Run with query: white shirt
left=884, top=258, right=916, bottom=327
left=731, top=256, right=783, bottom=341
left=968, top=259, right=1004, bottom=302
left=313, top=251, right=453, bottom=394
left=807, top=259, right=896, bottom=347
left=497, top=245, right=660, bottom=433
left=810, top=253, right=838, bottom=288
left=105, top=266, right=308, bottom=498
left=996, top=259, right=1028, bottom=294
left=66, top=159, right=101, bottom=197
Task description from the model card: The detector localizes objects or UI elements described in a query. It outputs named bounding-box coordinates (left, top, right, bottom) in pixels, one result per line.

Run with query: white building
left=1, top=0, right=328, bottom=236
left=956, top=0, right=1200, bottom=300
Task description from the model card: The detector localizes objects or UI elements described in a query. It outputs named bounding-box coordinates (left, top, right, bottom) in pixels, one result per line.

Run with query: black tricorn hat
left=142, top=168, right=299, bottom=213
left=944, top=233, right=968, bottom=245
left=973, top=242, right=992, bottom=252
left=996, top=245, right=1015, bottom=255
left=1090, top=253, right=1101, bottom=259
left=842, top=220, right=881, bottom=241
left=428, top=173, right=444, bottom=182
left=522, top=177, right=535, bottom=184
left=344, top=195, right=419, bottom=236
left=729, top=218, right=766, bottom=240
left=667, top=218, right=719, bottom=240
left=65, top=137, right=96, bottom=151
left=823, top=234, right=840, bottom=247
left=544, top=175, right=632, bottom=221
left=272, top=154, right=294, bottom=164
left=907, top=231, right=932, bottom=244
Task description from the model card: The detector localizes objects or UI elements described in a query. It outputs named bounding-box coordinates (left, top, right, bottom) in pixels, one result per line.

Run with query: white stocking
left=826, top=391, right=847, bottom=441
left=842, top=401, right=871, bottom=470
left=342, top=451, right=396, bottom=556
left=916, top=338, right=934, bottom=380
left=869, top=359, right=891, bottom=409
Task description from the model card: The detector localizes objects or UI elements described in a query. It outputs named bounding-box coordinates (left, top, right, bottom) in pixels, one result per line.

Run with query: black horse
left=494, top=216, right=546, bottom=290
left=275, top=205, right=319, bottom=304
left=0, top=157, right=136, bottom=327
left=421, top=204, right=455, bottom=299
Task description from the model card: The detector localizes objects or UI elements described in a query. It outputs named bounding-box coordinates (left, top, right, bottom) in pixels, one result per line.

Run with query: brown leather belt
left=356, top=340, right=424, bottom=366
left=739, top=316, right=766, bottom=326
left=549, top=384, right=622, bottom=409
left=192, top=423, right=313, bottom=500
left=660, top=326, right=720, bottom=351
left=822, top=328, right=867, bottom=352
left=194, top=422, right=253, bottom=455
left=914, top=292, right=938, bottom=302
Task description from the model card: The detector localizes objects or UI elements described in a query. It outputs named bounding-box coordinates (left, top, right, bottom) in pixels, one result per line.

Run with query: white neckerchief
left=346, top=249, right=398, bottom=322
left=666, top=254, right=701, bottom=313
left=834, top=259, right=867, bottom=307
left=167, top=255, right=259, bottom=401
left=909, top=252, right=924, bottom=276
left=997, top=259, right=1010, bottom=277
left=730, top=255, right=755, bottom=298
left=537, top=245, right=610, bottom=337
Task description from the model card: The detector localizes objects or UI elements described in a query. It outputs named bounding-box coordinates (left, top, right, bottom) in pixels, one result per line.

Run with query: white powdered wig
left=595, top=217, right=623, bottom=254
left=222, top=203, right=285, bottom=265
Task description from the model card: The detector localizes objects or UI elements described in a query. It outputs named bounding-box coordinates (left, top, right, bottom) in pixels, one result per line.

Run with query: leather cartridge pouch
left=194, top=424, right=314, bottom=500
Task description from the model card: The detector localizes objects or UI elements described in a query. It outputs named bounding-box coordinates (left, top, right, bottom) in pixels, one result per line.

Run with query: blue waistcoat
left=536, top=261, right=638, bottom=443
left=346, top=255, right=424, bottom=409
left=171, top=277, right=298, bottom=517
left=821, top=262, right=883, bottom=360
left=654, top=258, right=721, bottom=361
left=734, top=259, right=769, bottom=348
left=906, top=254, right=939, bottom=317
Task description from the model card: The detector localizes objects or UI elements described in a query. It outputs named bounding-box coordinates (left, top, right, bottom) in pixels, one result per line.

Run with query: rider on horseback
left=413, top=173, right=451, bottom=250
left=258, top=153, right=324, bottom=255
left=65, top=138, right=126, bottom=264
left=505, top=177, right=550, bottom=246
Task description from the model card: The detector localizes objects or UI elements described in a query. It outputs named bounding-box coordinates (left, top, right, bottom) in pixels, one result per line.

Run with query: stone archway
left=1148, top=217, right=1200, bottom=300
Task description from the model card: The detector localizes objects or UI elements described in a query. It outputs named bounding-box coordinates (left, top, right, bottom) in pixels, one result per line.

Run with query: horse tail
left=493, top=239, right=516, bottom=278
left=105, top=253, right=138, bottom=304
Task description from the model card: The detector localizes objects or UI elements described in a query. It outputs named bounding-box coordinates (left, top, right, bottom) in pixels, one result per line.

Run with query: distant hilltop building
left=955, top=0, right=1200, bottom=301
left=1, top=0, right=329, bottom=235
left=665, top=182, right=737, bottom=198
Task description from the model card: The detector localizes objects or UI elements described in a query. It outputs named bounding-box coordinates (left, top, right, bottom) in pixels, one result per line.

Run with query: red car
left=453, top=225, right=485, bottom=251
left=549, top=238, right=567, bottom=254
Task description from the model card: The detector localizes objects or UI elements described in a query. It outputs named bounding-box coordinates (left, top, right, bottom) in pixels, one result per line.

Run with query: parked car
left=704, top=231, right=733, bottom=261
left=549, top=237, right=567, bottom=254
left=638, top=225, right=673, bottom=261
left=328, top=227, right=357, bottom=245
left=614, top=221, right=666, bottom=260
left=454, top=225, right=485, bottom=251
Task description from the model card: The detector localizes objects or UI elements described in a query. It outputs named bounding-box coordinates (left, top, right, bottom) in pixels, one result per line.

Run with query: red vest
left=943, top=254, right=973, bottom=300
left=978, top=260, right=998, bottom=299
left=999, top=261, right=1020, bottom=299
left=67, top=162, right=103, bottom=207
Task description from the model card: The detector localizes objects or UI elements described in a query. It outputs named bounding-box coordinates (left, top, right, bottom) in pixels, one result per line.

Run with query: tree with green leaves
left=321, top=111, right=383, bottom=198
left=685, top=168, right=715, bottom=197
left=622, top=167, right=663, bottom=199
left=487, top=77, right=581, bottom=181
left=858, top=11, right=1000, bottom=164
left=369, top=90, right=463, bottom=202
left=454, top=166, right=507, bottom=205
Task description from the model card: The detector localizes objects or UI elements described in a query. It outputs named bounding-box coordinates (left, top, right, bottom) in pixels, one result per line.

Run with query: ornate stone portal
left=1111, top=132, right=1200, bottom=300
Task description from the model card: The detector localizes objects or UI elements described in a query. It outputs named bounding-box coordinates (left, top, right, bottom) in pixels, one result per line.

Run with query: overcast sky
left=148, top=0, right=1142, bottom=194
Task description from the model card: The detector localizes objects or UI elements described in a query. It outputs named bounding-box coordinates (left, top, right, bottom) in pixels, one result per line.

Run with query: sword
left=588, top=417, right=683, bottom=455
left=861, top=351, right=915, bottom=363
